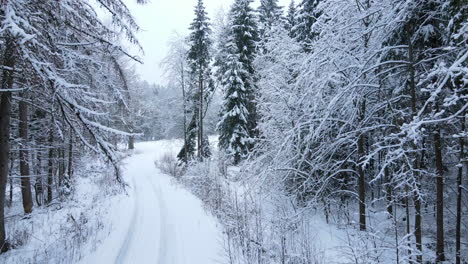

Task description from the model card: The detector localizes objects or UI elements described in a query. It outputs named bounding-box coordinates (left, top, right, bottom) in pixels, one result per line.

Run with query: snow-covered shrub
left=181, top=160, right=226, bottom=213
left=155, top=152, right=184, bottom=178
left=171, top=150, right=335, bottom=264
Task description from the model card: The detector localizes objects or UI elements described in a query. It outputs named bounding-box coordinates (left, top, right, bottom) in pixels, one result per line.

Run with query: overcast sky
left=123, top=0, right=291, bottom=85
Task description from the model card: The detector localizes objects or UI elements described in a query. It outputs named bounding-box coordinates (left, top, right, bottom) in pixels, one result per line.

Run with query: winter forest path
left=81, top=141, right=223, bottom=264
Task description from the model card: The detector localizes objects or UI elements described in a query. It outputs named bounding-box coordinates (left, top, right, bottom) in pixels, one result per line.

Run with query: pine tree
left=214, top=17, right=231, bottom=95
left=187, top=0, right=213, bottom=160
left=228, top=0, right=259, bottom=147
left=293, top=0, right=321, bottom=51
left=218, top=41, right=252, bottom=165
left=258, top=0, right=283, bottom=38
left=285, top=0, right=298, bottom=37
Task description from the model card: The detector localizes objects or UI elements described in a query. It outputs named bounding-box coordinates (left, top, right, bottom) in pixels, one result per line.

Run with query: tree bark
left=198, top=71, right=204, bottom=160
left=413, top=181, right=422, bottom=263
left=385, top=167, right=393, bottom=217
left=47, top=128, right=54, bottom=203
left=358, top=99, right=366, bottom=231
left=408, top=36, right=422, bottom=263
left=8, top=156, right=13, bottom=207
left=67, top=132, right=73, bottom=179
left=0, top=35, right=16, bottom=252
left=19, top=94, right=33, bottom=213
left=455, top=115, right=465, bottom=264
left=405, top=186, right=412, bottom=260
left=181, top=62, right=188, bottom=163
left=58, top=147, right=64, bottom=187
left=434, top=128, right=445, bottom=262
left=128, top=136, right=134, bottom=150
left=34, top=144, right=43, bottom=206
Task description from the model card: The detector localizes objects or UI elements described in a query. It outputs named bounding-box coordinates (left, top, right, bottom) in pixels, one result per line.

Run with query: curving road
left=82, top=141, right=223, bottom=264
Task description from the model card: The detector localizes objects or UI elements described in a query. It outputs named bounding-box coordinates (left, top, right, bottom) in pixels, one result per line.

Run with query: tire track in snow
left=146, top=173, right=171, bottom=264
left=115, top=175, right=139, bottom=264
left=85, top=141, right=224, bottom=264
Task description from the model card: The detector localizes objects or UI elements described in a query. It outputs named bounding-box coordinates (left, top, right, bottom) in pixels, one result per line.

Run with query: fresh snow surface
left=81, top=141, right=224, bottom=264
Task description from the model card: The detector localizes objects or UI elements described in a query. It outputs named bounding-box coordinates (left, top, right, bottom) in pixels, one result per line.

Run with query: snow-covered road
left=81, top=141, right=223, bottom=264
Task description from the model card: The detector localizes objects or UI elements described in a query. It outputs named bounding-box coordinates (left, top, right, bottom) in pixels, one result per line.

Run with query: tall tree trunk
left=181, top=62, right=188, bottom=163
left=0, top=91, right=12, bottom=252
left=413, top=180, right=422, bottom=263
left=35, top=149, right=43, bottom=206
left=408, top=37, right=422, bottom=263
left=67, top=132, right=73, bottom=179
left=58, top=147, right=64, bottom=187
left=198, top=72, right=204, bottom=160
left=0, top=35, right=16, bottom=252
left=405, top=186, right=412, bottom=260
left=358, top=99, right=366, bottom=231
left=19, top=94, right=33, bottom=213
left=434, top=128, right=445, bottom=262
left=8, top=156, right=13, bottom=208
left=385, top=167, right=393, bottom=217
left=455, top=115, right=465, bottom=264
left=47, top=128, right=54, bottom=203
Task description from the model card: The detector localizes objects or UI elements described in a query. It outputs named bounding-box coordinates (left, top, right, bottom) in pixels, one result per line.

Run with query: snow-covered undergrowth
left=157, top=137, right=464, bottom=264
left=156, top=139, right=350, bottom=264
left=178, top=161, right=350, bottom=264
left=0, top=154, right=126, bottom=264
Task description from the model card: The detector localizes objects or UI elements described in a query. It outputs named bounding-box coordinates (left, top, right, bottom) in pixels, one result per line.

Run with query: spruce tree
left=186, top=0, right=213, bottom=160
left=258, top=0, right=283, bottom=38
left=230, top=0, right=259, bottom=141
left=285, top=0, right=298, bottom=37
left=218, top=0, right=259, bottom=163
left=293, top=0, right=321, bottom=51
left=217, top=41, right=252, bottom=165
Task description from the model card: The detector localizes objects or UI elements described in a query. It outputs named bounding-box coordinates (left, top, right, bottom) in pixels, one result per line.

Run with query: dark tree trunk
left=19, top=94, right=33, bottom=213
left=0, top=35, right=16, bottom=252
left=405, top=186, right=412, bottom=259
left=408, top=38, right=422, bottom=263
left=58, top=147, right=64, bottom=187
left=181, top=63, right=188, bottom=163
left=385, top=167, right=393, bottom=217
left=414, top=182, right=422, bottom=263
left=67, top=132, right=73, bottom=179
left=456, top=115, right=465, bottom=264
left=47, top=128, right=54, bottom=203
left=434, top=128, right=445, bottom=262
left=8, top=156, right=13, bottom=207
left=358, top=99, right=366, bottom=231
left=198, top=72, right=204, bottom=160
left=128, top=136, right=134, bottom=150
left=358, top=134, right=366, bottom=231
left=0, top=91, right=12, bottom=253
left=35, top=146, right=43, bottom=206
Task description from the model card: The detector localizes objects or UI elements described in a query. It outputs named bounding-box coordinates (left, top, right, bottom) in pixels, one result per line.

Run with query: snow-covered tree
left=293, top=0, right=321, bottom=51
left=0, top=0, right=144, bottom=251
left=217, top=41, right=253, bottom=165
left=258, top=0, right=284, bottom=38
left=285, top=0, right=298, bottom=36
left=186, top=0, right=214, bottom=161
left=227, top=0, right=259, bottom=147
left=161, top=32, right=192, bottom=162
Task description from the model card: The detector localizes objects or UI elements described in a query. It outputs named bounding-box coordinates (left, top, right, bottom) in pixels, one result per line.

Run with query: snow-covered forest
left=0, top=0, right=466, bottom=263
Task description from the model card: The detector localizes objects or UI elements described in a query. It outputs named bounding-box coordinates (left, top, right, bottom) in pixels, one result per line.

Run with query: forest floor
left=81, top=140, right=224, bottom=264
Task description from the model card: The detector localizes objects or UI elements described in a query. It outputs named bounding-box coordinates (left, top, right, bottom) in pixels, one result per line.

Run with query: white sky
left=124, top=0, right=291, bottom=85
